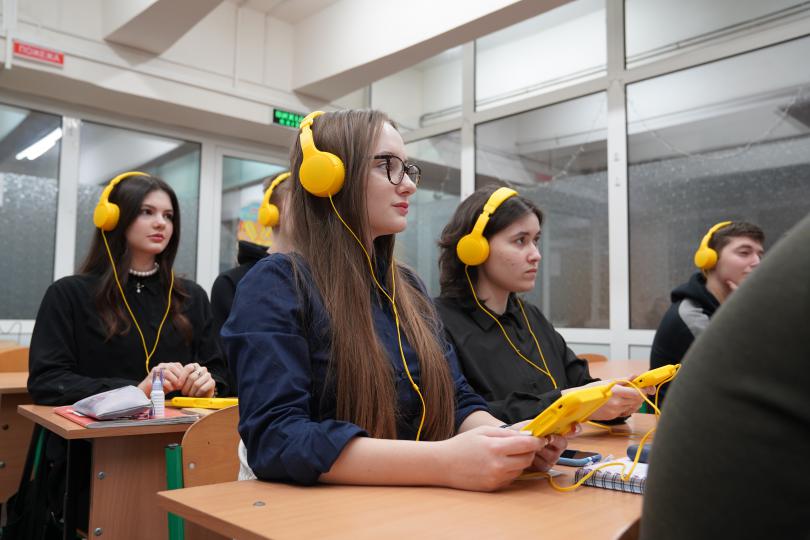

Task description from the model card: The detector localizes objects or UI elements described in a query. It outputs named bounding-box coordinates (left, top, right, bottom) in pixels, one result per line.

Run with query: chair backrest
left=579, top=353, right=608, bottom=364
left=180, top=405, right=240, bottom=488
left=0, top=347, right=28, bottom=372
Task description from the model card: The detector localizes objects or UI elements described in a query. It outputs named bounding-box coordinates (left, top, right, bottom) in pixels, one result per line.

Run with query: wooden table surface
left=17, top=404, right=194, bottom=439
left=158, top=414, right=657, bottom=540
left=587, top=359, right=651, bottom=381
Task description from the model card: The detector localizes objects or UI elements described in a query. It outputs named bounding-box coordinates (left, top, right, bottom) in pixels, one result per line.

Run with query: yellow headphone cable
left=101, top=230, right=174, bottom=376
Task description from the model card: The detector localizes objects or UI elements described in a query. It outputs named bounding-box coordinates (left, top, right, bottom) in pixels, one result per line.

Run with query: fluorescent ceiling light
left=16, top=127, right=63, bottom=161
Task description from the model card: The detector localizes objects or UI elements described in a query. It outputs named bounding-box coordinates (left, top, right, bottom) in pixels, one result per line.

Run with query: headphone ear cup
left=694, top=247, right=718, bottom=270
left=457, top=234, right=490, bottom=266
left=258, top=203, right=280, bottom=228
left=300, top=151, right=345, bottom=197
left=93, top=201, right=120, bottom=231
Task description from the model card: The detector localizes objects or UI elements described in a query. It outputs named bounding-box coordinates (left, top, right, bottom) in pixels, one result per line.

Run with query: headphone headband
left=93, top=171, right=150, bottom=231
left=258, top=172, right=291, bottom=227
left=297, top=110, right=345, bottom=197
left=694, top=220, right=733, bottom=270
left=456, top=187, right=518, bottom=266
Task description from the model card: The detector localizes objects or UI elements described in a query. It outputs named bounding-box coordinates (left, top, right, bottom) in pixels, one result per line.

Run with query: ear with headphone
left=298, top=111, right=345, bottom=197
left=257, top=172, right=291, bottom=227
left=694, top=221, right=733, bottom=270
left=93, top=171, right=150, bottom=231
left=456, top=187, right=518, bottom=266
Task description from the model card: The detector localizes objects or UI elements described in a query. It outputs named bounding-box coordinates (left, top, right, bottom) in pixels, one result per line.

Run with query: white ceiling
left=235, top=0, right=341, bottom=23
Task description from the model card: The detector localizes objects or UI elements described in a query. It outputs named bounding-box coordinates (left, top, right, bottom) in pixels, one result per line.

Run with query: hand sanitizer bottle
left=151, top=368, right=165, bottom=418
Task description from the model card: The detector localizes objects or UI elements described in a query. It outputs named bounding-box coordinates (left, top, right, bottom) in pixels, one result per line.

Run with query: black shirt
left=435, top=294, right=598, bottom=424
left=211, top=240, right=269, bottom=394
left=28, top=272, right=230, bottom=405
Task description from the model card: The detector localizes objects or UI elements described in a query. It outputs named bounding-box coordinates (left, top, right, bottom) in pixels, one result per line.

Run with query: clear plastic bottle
left=151, top=368, right=165, bottom=418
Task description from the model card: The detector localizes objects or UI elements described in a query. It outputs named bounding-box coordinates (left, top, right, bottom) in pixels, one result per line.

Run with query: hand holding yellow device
left=521, top=384, right=614, bottom=438
left=169, top=397, right=238, bottom=410
left=631, top=364, right=680, bottom=387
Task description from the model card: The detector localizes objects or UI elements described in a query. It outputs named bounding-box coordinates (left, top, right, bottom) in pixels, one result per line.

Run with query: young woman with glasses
left=223, top=110, right=568, bottom=491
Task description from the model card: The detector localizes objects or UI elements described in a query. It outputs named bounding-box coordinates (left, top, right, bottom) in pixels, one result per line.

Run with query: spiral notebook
left=573, top=457, right=648, bottom=495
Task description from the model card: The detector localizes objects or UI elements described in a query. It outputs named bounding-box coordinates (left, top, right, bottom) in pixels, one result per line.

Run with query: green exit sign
left=273, top=109, right=305, bottom=128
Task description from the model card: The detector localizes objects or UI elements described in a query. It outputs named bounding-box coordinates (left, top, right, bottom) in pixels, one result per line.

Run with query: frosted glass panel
left=476, top=93, right=609, bottom=328
left=398, top=131, right=462, bottom=297
left=627, top=36, right=810, bottom=329
left=75, top=122, right=201, bottom=279
left=476, top=0, right=606, bottom=111
left=0, top=104, right=61, bottom=318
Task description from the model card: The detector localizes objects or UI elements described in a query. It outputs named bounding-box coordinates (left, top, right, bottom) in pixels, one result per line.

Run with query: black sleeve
left=187, top=283, right=231, bottom=397
left=210, top=273, right=235, bottom=342
left=649, top=308, right=693, bottom=404
left=28, top=283, right=135, bottom=405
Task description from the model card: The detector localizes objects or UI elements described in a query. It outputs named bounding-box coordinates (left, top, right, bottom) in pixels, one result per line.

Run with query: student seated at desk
left=434, top=186, right=650, bottom=425
left=641, top=214, right=810, bottom=539
left=21, top=173, right=229, bottom=537
left=650, top=221, right=764, bottom=404
left=211, top=170, right=293, bottom=394
left=223, top=110, right=567, bottom=492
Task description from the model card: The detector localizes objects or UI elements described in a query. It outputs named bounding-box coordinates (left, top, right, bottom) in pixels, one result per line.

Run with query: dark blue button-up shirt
left=222, top=254, right=488, bottom=485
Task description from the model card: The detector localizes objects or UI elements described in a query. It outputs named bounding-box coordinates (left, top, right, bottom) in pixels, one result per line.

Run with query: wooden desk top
left=0, top=372, right=28, bottom=394
left=158, top=415, right=656, bottom=540
left=588, top=359, right=650, bottom=381
left=18, top=404, right=194, bottom=440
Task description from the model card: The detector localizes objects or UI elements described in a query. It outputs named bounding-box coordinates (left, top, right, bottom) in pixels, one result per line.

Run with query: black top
left=640, top=214, right=810, bottom=540
left=211, top=240, right=269, bottom=394
left=28, top=272, right=230, bottom=405
left=650, top=272, right=719, bottom=405
left=435, top=294, right=598, bottom=424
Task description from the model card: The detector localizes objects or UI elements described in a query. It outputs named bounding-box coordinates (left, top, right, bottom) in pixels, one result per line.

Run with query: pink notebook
left=54, top=405, right=199, bottom=428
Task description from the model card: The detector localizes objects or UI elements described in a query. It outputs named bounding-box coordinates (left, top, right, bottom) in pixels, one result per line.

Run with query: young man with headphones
left=650, top=220, right=764, bottom=405
left=211, top=171, right=291, bottom=394
left=222, top=110, right=568, bottom=491
left=435, top=185, right=650, bottom=426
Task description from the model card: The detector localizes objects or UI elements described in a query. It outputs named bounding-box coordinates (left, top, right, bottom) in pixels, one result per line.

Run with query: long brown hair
left=79, top=174, right=192, bottom=342
left=288, top=109, right=455, bottom=440
left=438, top=185, right=544, bottom=299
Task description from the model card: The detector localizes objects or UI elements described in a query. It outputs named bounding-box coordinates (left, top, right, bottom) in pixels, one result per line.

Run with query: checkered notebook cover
left=573, top=457, right=647, bottom=495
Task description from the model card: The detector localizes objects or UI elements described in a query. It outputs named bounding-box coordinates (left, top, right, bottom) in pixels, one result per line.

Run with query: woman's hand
left=589, top=384, right=648, bottom=420
left=137, top=362, right=186, bottom=396
left=436, top=426, right=552, bottom=492
left=179, top=363, right=216, bottom=397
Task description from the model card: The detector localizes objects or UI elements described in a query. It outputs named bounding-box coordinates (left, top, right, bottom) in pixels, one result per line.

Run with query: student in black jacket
left=211, top=171, right=292, bottom=392
left=650, top=221, right=764, bottom=404
left=22, top=173, right=229, bottom=537
left=435, top=185, right=650, bottom=425
left=640, top=213, right=810, bottom=539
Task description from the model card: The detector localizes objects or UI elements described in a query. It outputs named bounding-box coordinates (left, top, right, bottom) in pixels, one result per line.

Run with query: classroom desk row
left=156, top=414, right=655, bottom=540
left=9, top=359, right=654, bottom=540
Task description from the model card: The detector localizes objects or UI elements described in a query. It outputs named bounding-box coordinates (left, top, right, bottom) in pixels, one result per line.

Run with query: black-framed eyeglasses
left=372, top=154, right=421, bottom=186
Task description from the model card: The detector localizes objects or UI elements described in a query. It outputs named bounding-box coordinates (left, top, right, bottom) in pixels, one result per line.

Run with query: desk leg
left=88, top=432, right=182, bottom=540
left=0, top=393, right=33, bottom=503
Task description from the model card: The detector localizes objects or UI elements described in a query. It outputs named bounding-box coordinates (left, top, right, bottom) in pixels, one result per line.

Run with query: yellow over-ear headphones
left=694, top=221, right=733, bottom=270
left=93, top=171, right=150, bottom=231
left=456, top=187, right=518, bottom=266
left=298, top=111, right=345, bottom=197
left=94, top=170, right=175, bottom=376
left=257, top=172, right=291, bottom=227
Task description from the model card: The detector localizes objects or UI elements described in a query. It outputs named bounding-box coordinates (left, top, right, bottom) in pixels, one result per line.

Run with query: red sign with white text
left=13, top=40, right=64, bottom=66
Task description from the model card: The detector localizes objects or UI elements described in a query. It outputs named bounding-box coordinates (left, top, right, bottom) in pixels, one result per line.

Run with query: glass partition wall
left=380, top=0, right=810, bottom=358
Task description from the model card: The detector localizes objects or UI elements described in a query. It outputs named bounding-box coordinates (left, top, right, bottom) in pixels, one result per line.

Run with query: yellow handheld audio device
left=631, top=364, right=680, bottom=387
left=169, top=397, right=238, bottom=409
left=522, top=384, right=614, bottom=438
